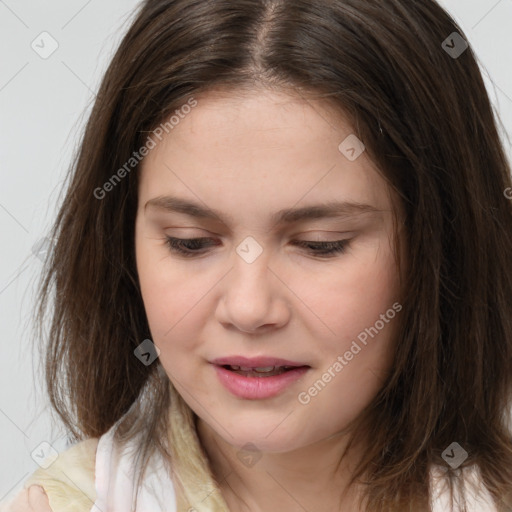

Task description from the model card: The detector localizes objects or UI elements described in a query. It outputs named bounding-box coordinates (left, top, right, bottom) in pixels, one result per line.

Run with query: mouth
left=211, top=356, right=310, bottom=377
left=210, top=356, right=311, bottom=399
left=219, top=364, right=307, bottom=377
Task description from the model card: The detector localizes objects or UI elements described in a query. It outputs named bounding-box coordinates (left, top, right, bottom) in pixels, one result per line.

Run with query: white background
left=1, top=0, right=511, bottom=499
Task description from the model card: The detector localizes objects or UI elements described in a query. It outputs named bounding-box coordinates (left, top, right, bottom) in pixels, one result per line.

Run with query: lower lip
left=213, top=365, right=310, bottom=400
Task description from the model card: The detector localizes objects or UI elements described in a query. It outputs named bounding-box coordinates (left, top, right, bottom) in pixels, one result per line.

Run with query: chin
left=225, top=430, right=307, bottom=454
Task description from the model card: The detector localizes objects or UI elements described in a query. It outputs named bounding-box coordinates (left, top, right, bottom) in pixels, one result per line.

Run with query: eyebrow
left=144, top=195, right=383, bottom=226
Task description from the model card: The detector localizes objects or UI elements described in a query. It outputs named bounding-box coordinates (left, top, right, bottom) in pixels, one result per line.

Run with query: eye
left=164, top=236, right=350, bottom=258
left=291, top=239, right=350, bottom=257
left=164, top=236, right=218, bottom=257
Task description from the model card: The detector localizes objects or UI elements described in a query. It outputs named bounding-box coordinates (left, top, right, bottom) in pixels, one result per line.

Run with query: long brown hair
left=33, top=0, right=512, bottom=510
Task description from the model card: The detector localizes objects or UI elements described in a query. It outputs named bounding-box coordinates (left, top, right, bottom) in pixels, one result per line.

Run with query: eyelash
left=164, top=236, right=350, bottom=258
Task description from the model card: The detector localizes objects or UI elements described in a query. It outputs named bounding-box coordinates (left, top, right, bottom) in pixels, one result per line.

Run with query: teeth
left=227, top=365, right=296, bottom=372
left=233, top=365, right=276, bottom=372
left=253, top=366, right=276, bottom=372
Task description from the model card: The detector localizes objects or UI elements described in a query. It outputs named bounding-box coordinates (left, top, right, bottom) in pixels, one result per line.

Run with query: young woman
left=2, top=0, right=512, bottom=510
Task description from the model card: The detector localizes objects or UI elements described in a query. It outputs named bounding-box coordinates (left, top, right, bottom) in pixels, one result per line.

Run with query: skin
left=1, top=486, right=53, bottom=512
left=135, top=87, right=404, bottom=511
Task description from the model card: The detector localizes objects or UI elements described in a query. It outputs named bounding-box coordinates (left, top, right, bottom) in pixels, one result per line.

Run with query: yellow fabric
left=20, top=438, right=98, bottom=512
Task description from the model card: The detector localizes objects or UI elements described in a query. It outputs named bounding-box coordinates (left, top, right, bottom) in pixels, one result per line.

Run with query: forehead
left=138, top=88, right=395, bottom=228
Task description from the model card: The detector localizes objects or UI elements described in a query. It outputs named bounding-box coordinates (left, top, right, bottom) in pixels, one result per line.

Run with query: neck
left=196, top=418, right=366, bottom=512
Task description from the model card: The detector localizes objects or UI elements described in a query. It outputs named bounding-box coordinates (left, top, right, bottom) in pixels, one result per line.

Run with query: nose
left=215, top=243, right=291, bottom=334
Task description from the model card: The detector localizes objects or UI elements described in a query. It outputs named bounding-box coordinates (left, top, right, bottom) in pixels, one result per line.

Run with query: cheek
left=138, top=266, right=205, bottom=341
left=297, top=274, right=399, bottom=438
left=294, top=241, right=400, bottom=348
left=135, top=238, right=214, bottom=363
left=293, top=246, right=400, bottom=421
left=135, top=233, right=184, bottom=337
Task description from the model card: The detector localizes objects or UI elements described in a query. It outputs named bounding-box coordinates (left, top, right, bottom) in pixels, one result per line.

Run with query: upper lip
left=211, top=356, right=309, bottom=368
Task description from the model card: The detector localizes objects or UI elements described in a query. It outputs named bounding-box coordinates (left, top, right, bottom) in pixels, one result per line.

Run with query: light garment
left=0, top=419, right=499, bottom=512
left=90, top=420, right=177, bottom=512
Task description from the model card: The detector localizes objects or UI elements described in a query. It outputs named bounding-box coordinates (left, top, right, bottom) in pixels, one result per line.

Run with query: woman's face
left=135, top=87, right=403, bottom=453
